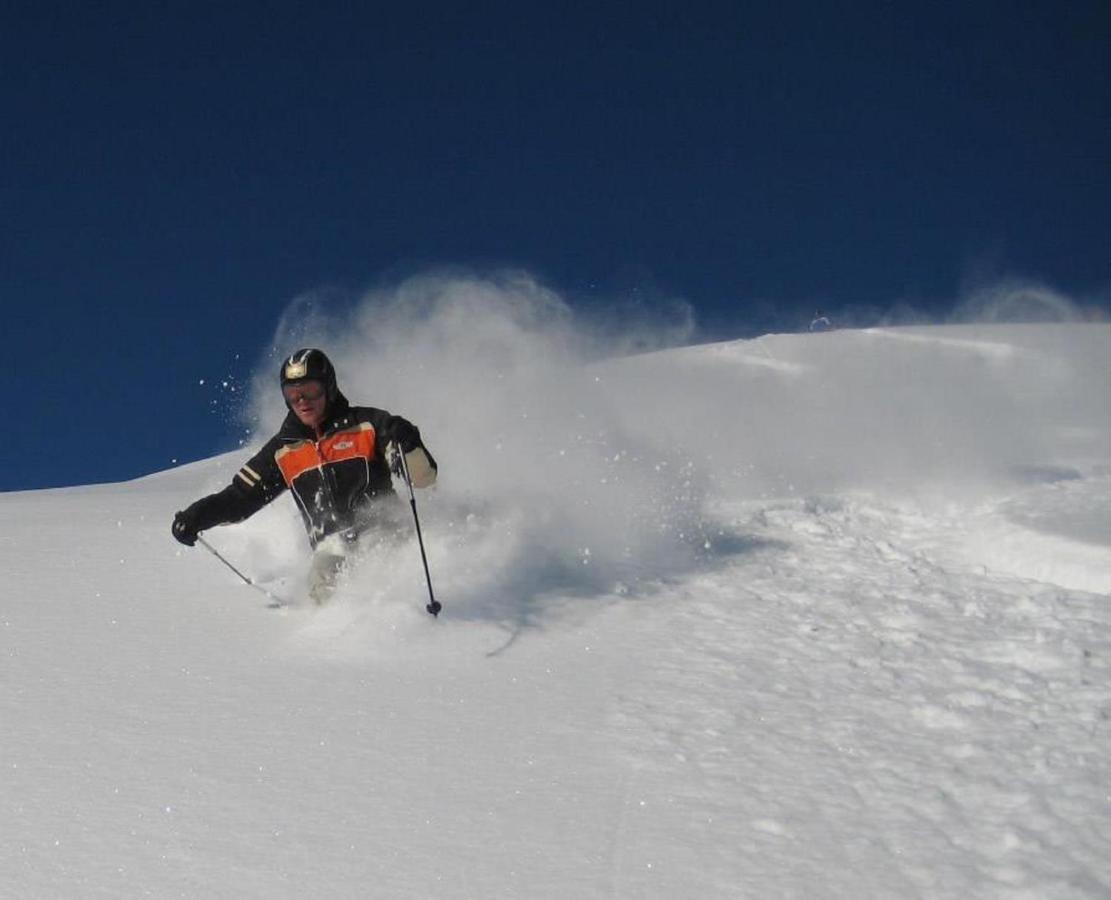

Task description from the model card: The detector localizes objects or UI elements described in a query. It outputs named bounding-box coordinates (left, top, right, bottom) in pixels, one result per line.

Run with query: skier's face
left=283, top=380, right=327, bottom=429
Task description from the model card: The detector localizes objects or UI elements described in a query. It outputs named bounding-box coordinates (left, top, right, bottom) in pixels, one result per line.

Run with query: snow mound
left=2, top=321, right=1110, bottom=897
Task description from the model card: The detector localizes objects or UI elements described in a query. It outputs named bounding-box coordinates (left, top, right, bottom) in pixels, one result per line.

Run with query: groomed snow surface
left=3, top=318, right=1110, bottom=898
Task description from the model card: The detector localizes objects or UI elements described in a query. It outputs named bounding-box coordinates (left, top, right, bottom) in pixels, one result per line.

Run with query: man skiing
left=171, top=348, right=437, bottom=601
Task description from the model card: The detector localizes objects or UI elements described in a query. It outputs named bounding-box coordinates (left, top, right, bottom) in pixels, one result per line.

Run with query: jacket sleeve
left=361, top=408, right=438, bottom=488
left=389, top=414, right=438, bottom=489
left=180, top=438, right=288, bottom=532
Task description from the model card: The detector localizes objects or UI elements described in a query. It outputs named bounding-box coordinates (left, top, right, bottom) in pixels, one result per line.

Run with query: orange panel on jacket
left=274, top=423, right=376, bottom=487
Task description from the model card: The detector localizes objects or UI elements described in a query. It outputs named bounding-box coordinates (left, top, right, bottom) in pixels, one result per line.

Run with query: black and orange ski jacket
left=180, top=392, right=436, bottom=547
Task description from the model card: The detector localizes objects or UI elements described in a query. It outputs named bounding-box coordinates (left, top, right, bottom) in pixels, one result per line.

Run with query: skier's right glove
left=171, top=510, right=200, bottom=547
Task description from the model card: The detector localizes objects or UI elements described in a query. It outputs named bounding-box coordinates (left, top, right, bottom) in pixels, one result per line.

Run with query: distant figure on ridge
left=809, top=310, right=833, bottom=332
left=171, top=348, right=437, bottom=603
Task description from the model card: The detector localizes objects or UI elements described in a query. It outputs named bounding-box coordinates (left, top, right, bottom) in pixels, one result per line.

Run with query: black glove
left=172, top=510, right=200, bottom=547
left=391, top=419, right=421, bottom=453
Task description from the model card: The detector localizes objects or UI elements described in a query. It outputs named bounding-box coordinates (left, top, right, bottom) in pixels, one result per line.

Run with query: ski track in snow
left=2, top=323, right=1110, bottom=898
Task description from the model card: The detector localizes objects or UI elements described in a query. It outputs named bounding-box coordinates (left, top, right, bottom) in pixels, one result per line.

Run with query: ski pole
left=197, top=536, right=286, bottom=608
left=391, top=442, right=442, bottom=617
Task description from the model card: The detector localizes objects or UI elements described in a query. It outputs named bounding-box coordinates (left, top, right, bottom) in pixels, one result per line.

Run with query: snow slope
left=3, top=321, right=1110, bottom=898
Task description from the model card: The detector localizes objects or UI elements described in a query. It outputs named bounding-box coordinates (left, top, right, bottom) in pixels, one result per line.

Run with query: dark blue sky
left=4, top=1, right=1108, bottom=490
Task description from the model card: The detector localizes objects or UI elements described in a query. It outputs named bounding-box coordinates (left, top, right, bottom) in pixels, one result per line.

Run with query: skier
left=171, top=348, right=437, bottom=602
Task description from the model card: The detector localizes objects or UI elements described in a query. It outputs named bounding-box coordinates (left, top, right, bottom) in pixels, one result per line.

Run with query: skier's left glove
left=391, top=419, right=422, bottom=453
left=172, top=510, right=200, bottom=547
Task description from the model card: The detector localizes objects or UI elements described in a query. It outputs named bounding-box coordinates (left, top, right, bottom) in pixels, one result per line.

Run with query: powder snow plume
left=245, top=271, right=711, bottom=627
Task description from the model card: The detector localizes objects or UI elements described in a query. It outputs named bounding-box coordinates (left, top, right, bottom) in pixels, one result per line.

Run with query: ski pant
left=307, top=500, right=409, bottom=604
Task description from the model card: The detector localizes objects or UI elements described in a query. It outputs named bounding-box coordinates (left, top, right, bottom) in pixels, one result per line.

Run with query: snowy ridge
left=2, top=322, right=1110, bottom=897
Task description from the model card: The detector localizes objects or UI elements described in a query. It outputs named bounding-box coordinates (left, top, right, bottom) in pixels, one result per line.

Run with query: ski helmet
left=280, top=348, right=338, bottom=404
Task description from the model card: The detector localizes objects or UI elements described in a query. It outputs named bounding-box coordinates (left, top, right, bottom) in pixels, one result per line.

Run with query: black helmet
left=280, top=348, right=338, bottom=403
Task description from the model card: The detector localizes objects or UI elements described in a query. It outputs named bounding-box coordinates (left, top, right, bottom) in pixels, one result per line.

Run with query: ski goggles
left=283, top=383, right=326, bottom=404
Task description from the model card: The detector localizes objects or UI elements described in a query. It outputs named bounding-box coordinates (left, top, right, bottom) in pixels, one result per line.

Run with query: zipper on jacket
left=313, top=437, right=340, bottom=527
